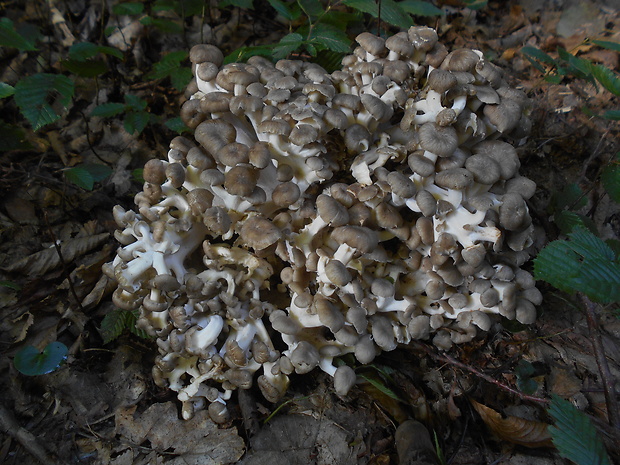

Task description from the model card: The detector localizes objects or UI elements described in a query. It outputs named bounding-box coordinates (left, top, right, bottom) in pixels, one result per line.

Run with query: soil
left=0, top=0, right=618, bottom=464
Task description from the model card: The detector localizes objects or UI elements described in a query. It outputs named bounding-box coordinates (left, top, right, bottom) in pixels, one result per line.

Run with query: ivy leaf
left=0, top=18, right=38, bottom=51
left=398, top=0, right=444, bottom=16
left=601, top=154, right=620, bottom=203
left=14, top=342, right=68, bottom=376
left=548, top=395, right=611, bottom=465
left=113, top=2, right=145, bottom=15
left=14, top=73, right=74, bottom=130
left=0, top=82, right=15, bottom=98
left=534, top=227, right=620, bottom=303
left=65, top=163, right=112, bottom=190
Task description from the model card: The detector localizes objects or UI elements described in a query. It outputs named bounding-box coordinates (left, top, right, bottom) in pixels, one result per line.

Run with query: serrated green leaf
left=342, top=0, right=378, bottom=17
left=592, top=40, right=620, bottom=52
left=124, top=111, right=150, bottom=134
left=297, top=0, right=324, bottom=19
left=91, top=102, right=127, bottom=117
left=65, top=163, right=112, bottom=190
left=267, top=0, right=302, bottom=21
left=124, top=94, right=147, bottom=110
left=170, top=67, right=193, bottom=91
left=603, top=110, right=620, bottom=120
left=590, top=64, right=620, bottom=96
left=554, top=210, right=597, bottom=235
left=315, top=49, right=346, bottom=73
left=0, top=82, right=15, bottom=98
left=164, top=116, right=190, bottom=134
left=61, top=58, right=108, bottom=77
left=100, top=309, right=150, bottom=343
left=534, top=228, right=620, bottom=303
left=225, top=45, right=276, bottom=64
left=544, top=74, right=564, bottom=84
left=548, top=395, right=610, bottom=465
left=273, top=33, right=304, bottom=59
left=14, top=74, right=74, bottom=130
left=606, top=239, right=620, bottom=259
left=376, top=0, right=414, bottom=29
left=14, top=342, right=68, bottom=376
left=113, top=2, right=145, bottom=15
left=68, top=42, right=123, bottom=61
left=515, top=360, right=538, bottom=395
left=553, top=183, right=587, bottom=211
left=359, top=373, right=402, bottom=401
left=140, top=16, right=184, bottom=34
left=398, top=0, right=444, bottom=16
left=601, top=157, right=620, bottom=203
left=309, top=24, right=351, bottom=53
left=0, top=18, right=38, bottom=51
left=147, top=50, right=189, bottom=81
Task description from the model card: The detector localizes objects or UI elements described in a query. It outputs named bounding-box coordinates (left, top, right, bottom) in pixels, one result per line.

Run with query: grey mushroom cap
left=224, top=165, right=259, bottom=197
left=195, top=119, right=237, bottom=156
left=272, top=181, right=301, bottom=207
left=418, top=123, right=458, bottom=158
left=435, top=168, right=474, bottom=190
left=143, top=159, right=166, bottom=185
left=427, top=68, right=458, bottom=93
left=189, top=44, right=224, bottom=66
left=290, top=341, right=320, bottom=374
left=316, top=194, right=349, bottom=227
left=356, top=32, right=386, bottom=56
left=325, top=259, right=353, bottom=286
left=331, top=225, right=379, bottom=254
left=333, top=365, right=357, bottom=396
left=465, top=154, right=501, bottom=185
left=240, top=216, right=282, bottom=250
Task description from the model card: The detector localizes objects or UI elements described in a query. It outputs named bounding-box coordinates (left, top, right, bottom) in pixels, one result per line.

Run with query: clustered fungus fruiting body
left=104, top=27, right=541, bottom=422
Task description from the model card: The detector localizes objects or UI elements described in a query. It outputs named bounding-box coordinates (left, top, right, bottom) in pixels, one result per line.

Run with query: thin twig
left=407, top=340, right=549, bottom=405
left=0, top=403, right=58, bottom=465
left=579, top=293, right=620, bottom=428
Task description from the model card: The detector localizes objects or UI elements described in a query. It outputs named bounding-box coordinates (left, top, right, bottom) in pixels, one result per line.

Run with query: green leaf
left=553, top=183, right=587, bottom=211
left=65, top=163, right=112, bottom=190
left=113, top=2, right=145, bottom=15
left=515, top=360, right=538, bottom=395
left=603, top=110, right=620, bottom=120
left=100, top=309, right=150, bottom=344
left=463, top=0, right=487, bottom=10
left=297, top=0, right=324, bottom=19
left=358, top=372, right=402, bottom=402
left=548, top=395, right=610, bottom=465
left=521, top=46, right=557, bottom=67
left=534, top=227, right=620, bottom=303
left=272, top=33, right=304, bottom=59
left=398, top=0, right=444, bottom=16
left=124, top=94, right=147, bottom=111
left=315, top=49, right=347, bottom=73
left=343, top=0, right=378, bottom=16
left=149, top=50, right=189, bottom=76
left=590, top=64, right=620, bottom=96
left=68, top=42, right=124, bottom=61
left=309, top=24, right=351, bottom=53
left=0, top=18, right=38, bottom=51
left=219, top=0, right=254, bottom=7
left=91, top=102, right=127, bottom=117
left=124, top=111, right=151, bottom=134
left=377, top=0, right=414, bottom=29
left=268, top=0, right=302, bottom=21
left=0, top=82, right=15, bottom=98
left=225, top=45, right=276, bottom=64
left=601, top=155, right=620, bottom=203
left=61, top=58, right=108, bottom=77
left=170, top=67, right=193, bottom=91
left=591, top=40, right=620, bottom=52
left=14, top=342, right=68, bottom=376
left=0, top=280, right=21, bottom=290
left=140, top=16, right=184, bottom=34
left=165, top=116, right=190, bottom=134
left=554, top=210, right=597, bottom=235
left=132, top=168, right=145, bottom=183
left=0, top=122, right=29, bottom=152
left=14, top=73, right=74, bottom=131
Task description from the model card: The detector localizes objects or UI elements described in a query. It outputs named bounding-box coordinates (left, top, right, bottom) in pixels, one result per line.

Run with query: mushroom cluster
left=104, top=27, right=541, bottom=422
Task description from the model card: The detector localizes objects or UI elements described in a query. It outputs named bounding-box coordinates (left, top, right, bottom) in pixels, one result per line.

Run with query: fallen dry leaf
left=470, top=399, right=554, bottom=449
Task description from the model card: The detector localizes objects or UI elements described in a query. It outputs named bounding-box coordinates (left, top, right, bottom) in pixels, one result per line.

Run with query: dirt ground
left=0, top=0, right=619, bottom=464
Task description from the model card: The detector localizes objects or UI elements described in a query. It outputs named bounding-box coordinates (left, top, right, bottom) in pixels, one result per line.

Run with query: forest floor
left=0, top=0, right=619, bottom=464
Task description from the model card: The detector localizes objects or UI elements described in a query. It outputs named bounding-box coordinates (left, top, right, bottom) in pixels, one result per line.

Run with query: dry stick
left=579, top=293, right=620, bottom=429
left=0, top=403, right=58, bottom=465
left=407, top=340, right=549, bottom=405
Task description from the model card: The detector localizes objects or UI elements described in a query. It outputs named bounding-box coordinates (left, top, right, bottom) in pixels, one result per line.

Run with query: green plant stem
left=579, top=293, right=620, bottom=429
